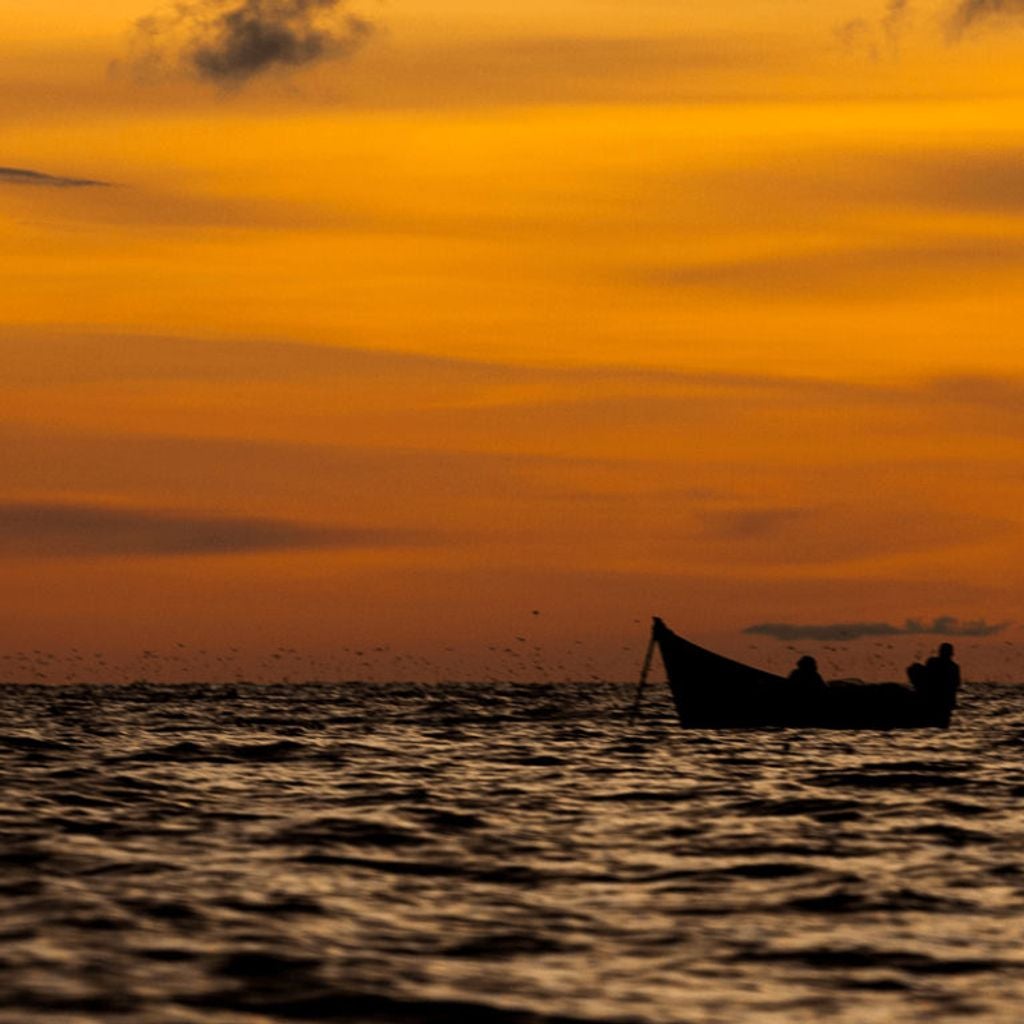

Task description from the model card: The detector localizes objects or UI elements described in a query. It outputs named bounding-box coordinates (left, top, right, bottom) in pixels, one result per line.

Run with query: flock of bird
left=0, top=633, right=1021, bottom=685
left=0, top=635, right=615, bottom=686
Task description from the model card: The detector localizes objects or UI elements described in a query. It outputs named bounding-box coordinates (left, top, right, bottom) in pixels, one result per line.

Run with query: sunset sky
left=2, top=0, right=1023, bottom=682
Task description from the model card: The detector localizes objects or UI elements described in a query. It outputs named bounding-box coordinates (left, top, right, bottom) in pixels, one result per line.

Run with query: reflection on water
left=1, top=681, right=1023, bottom=1023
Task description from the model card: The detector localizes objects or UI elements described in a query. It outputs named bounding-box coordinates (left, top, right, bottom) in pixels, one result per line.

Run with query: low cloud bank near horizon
left=0, top=502, right=418, bottom=558
left=0, top=166, right=111, bottom=188
left=744, top=616, right=1010, bottom=642
left=129, top=0, right=374, bottom=84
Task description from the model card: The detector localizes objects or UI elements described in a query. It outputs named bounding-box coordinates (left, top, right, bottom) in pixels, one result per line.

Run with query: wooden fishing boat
left=648, top=618, right=954, bottom=729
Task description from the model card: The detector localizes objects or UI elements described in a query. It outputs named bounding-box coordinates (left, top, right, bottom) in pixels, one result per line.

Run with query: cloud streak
left=0, top=502, right=420, bottom=558
left=0, top=166, right=110, bottom=188
left=131, top=0, right=373, bottom=84
left=643, top=236, right=1024, bottom=299
left=744, top=617, right=1010, bottom=642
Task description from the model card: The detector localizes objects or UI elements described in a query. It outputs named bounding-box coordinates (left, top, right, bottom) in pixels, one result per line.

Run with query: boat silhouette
left=646, top=618, right=954, bottom=729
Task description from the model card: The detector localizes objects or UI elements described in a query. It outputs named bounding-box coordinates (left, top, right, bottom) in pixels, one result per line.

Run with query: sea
left=2, top=679, right=1023, bottom=1024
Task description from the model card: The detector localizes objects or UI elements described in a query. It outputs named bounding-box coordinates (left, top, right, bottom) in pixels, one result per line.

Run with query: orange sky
left=2, top=0, right=1023, bottom=682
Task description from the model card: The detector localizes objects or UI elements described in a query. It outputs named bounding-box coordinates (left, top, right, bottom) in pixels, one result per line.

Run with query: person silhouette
left=924, top=642, right=961, bottom=708
left=907, top=642, right=961, bottom=727
left=788, top=655, right=825, bottom=692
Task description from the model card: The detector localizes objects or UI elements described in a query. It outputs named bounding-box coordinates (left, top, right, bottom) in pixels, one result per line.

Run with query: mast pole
left=628, top=620, right=657, bottom=725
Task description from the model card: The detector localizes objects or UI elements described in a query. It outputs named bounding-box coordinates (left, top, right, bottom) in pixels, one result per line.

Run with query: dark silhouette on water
left=906, top=642, right=961, bottom=728
left=788, top=655, right=825, bottom=695
left=651, top=618, right=957, bottom=729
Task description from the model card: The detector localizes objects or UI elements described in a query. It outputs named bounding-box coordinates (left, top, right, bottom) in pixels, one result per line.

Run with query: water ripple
left=1, top=681, right=1023, bottom=1024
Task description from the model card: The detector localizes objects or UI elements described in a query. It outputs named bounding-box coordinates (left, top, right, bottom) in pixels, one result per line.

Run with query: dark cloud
left=0, top=166, right=110, bottom=188
left=842, top=0, right=1024, bottom=50
left=883, top=0, right=912, bottom=40
left=744, top=617, right=1010, bottom=642
left=131, top=0, right=373, bottom=83
left=0, top=502, right=419, bottom=558
left=949, top=0, right=1024, bottom=35
left=836, top=0, right=910, bottom=58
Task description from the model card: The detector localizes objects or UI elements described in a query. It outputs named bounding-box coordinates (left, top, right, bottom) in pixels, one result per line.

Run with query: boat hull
left=653, top=618, right=952, bottom=730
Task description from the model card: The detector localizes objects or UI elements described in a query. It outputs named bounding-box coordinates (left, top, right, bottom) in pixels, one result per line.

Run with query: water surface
left=2, top=681, right=1023, bottom=1023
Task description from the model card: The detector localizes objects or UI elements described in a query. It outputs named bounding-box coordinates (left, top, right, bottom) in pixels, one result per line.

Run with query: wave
left=272, top=817, right=427, bottom=849
left=0, top=732, right=70, bottom=754
left=112, top=738, right=310, bottom=763
left=737, top=946, right=1006, bottom=975
left=183, top=987, right=613, bottom=1024
left=2, top=680, right=1022, bottom=1024
left=810, top=770, right=973, bottom=790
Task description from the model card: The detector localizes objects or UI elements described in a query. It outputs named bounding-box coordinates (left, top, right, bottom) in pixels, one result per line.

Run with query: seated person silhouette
left=924, top=642, right=961, bottom=707
left=907, top=642, right=961, bottom=709
left=788, top=655, right=825, bottom=692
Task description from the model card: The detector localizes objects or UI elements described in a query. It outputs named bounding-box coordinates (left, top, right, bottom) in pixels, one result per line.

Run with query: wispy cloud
left=130, top=0, right=374, bottom=84
left=698, top=507, right=806, bottom=541
left=744, top=617, right=1010, bottom=642
left=642, top=236, right=1024, bottom=299
left=0, top=502, right=421, bottom=558
left=0, top=166, right=111, bottom=188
